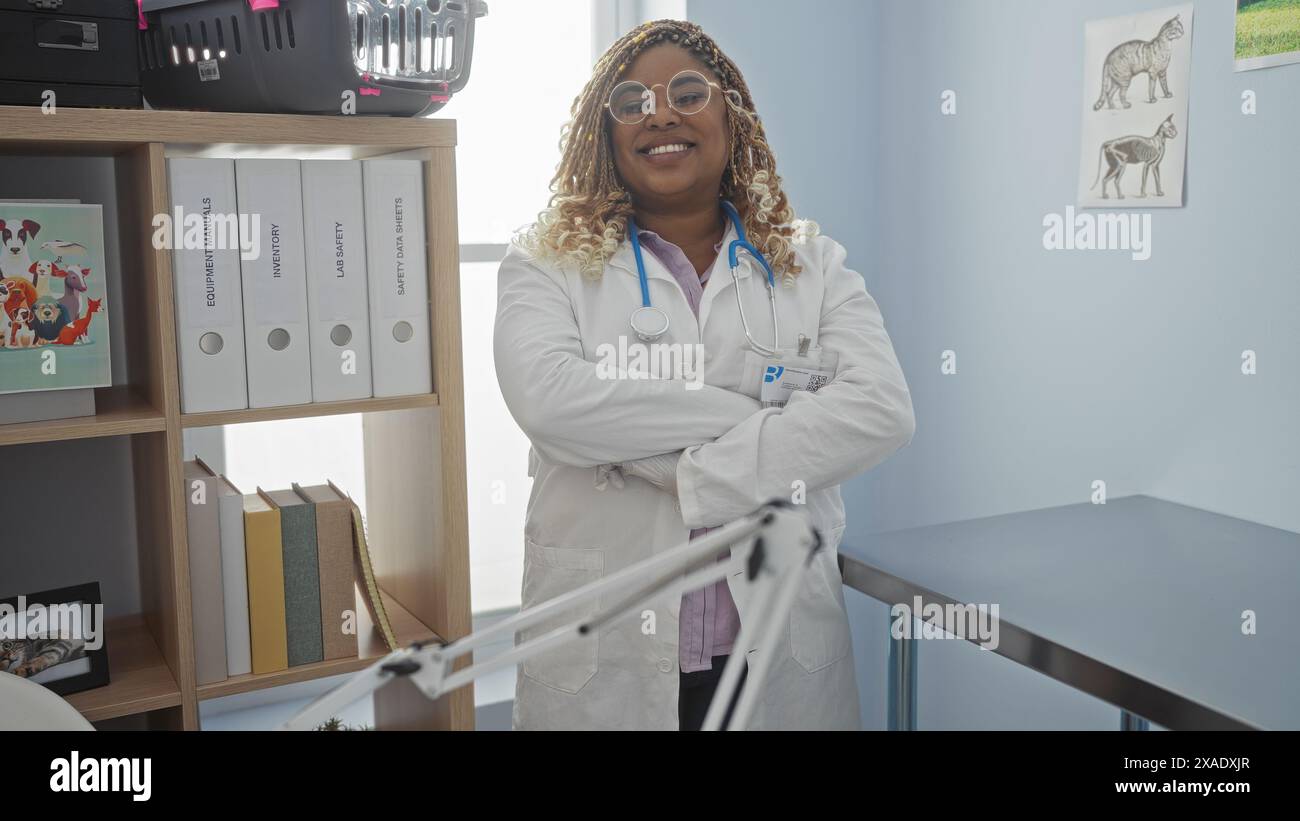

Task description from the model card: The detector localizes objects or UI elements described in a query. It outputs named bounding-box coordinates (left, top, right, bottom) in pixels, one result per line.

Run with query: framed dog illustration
left=0, top=203, right=111, bottom=395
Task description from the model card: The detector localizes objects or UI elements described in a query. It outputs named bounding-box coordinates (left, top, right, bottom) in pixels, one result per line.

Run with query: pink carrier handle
left=139, top=1, right=281, bottom=30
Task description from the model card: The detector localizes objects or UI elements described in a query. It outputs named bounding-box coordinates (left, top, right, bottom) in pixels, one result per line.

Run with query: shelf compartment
left=0, top=386, right=165, bottom=447
left=65, top=614, right=183, bottom=723
left=0, top=143, right=174, bottom=449
left=196, top=589, right=441, bottom=702
left=181, top=392, right=439, bottom=429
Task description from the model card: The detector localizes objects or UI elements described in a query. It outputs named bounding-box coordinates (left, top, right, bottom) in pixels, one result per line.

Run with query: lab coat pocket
left=520, top=540, right=603, bottom=694
left=788, top=524, right=851, bottom=674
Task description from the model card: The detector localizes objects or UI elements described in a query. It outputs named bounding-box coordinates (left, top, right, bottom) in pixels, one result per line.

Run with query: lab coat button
left=658, top=658, right=674, bottom=673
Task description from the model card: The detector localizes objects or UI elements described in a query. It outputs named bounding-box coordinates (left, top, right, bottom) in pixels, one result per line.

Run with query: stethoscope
left=627, top=199, right=780, bottom=356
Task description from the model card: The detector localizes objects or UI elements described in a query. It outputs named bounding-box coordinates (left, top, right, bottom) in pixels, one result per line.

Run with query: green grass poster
left=1236, top=0, right=1300, bottom=70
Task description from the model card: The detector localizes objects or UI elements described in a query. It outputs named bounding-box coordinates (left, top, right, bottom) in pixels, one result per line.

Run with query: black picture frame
left=0, top=581, right=110, bottom=696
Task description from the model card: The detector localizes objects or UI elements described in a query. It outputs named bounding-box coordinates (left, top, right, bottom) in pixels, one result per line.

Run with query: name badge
left=760, top=362, right=835, bottom=405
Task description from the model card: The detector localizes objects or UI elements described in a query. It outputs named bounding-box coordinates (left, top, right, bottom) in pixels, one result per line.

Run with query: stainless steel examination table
left=838, top=495, right=1300, bottom=730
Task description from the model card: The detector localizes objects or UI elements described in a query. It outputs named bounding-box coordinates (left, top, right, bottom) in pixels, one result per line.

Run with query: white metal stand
left=280, top=502, right=821, bottom=731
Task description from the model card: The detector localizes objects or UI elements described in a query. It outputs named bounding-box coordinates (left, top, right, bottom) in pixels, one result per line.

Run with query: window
left=440, top=0, right=598, bottom=246
left=437, top=1, right=601, bottom=614
left=217, top=1, right=663, bottom=617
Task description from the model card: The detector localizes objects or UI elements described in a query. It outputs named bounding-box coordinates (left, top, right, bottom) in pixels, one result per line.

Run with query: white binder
left=362, top=159, right=432, bottom=397
left=168, top=158, right=248, bottom=413
left=235, top=159, right=313, bottom=408
left=301, top=161, right=373, bottom=401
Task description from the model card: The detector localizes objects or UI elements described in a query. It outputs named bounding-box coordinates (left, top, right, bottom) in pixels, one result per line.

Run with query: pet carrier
left=137, top=0, right=487, bottom=116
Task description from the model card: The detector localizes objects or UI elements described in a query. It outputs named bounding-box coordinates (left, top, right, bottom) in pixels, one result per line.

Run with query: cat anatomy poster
left=0, top=203, right=110, bottom=395
left=1078, top=4, right=1193, bottom=208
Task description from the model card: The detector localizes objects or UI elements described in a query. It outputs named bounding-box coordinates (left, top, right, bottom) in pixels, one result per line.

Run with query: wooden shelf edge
left=197, top=590, right=442, bottom=702
left=181, top=393, right=439, bottom=428
left=0, top=105, right=456, bottom=150
left=0, top=386, right=166, bottom=447
left=77, top=691, right=185, bottom=724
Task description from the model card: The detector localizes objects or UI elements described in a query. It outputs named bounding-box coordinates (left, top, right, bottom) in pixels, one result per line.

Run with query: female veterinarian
left=494, top=20, right=915, bottom=730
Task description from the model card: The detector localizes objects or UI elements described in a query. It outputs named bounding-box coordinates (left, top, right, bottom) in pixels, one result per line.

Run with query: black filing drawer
left=0, top=0, right=141, bottom=108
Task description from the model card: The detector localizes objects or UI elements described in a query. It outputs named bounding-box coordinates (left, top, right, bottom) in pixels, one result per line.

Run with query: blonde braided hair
left=515, top=19, right=816, bottom=283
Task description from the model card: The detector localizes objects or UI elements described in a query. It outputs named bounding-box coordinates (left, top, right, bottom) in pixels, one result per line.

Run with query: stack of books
left=182, top=458, right=393, bottom=684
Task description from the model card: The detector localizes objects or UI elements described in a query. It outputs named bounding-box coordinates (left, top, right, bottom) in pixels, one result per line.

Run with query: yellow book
left=243, top=492, right=288, bottom=674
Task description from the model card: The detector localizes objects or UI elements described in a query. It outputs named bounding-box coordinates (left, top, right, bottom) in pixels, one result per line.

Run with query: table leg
left=1120, top=710, right=1150, bottom=731
left=888, top=615, right=918, bottom=731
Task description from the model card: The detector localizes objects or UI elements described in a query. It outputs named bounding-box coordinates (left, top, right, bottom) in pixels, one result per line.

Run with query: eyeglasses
left=605, top=69, right=722, bottom=125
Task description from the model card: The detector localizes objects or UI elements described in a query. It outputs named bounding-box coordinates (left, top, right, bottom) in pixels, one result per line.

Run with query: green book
left=262, top=488, right=323, bottom=667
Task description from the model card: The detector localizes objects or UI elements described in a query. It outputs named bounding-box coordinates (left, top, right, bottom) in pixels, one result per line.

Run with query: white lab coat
left=494, top=220, right=915, bottom=730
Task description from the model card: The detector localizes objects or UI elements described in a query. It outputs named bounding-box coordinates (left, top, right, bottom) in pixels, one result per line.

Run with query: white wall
left=688, top=0, right=1299, bottom=728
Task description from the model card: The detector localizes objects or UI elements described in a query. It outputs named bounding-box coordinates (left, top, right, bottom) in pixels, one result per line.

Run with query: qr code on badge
left=806, top=373, right=830, bottom=393
left=198, top=59, right=221, bottom=82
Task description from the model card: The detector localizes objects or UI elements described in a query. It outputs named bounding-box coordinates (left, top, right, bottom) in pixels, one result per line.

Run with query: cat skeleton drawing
left=1091, top=115, right=1178, bottom=200
left=1093, top=14, right=1185, bottom=111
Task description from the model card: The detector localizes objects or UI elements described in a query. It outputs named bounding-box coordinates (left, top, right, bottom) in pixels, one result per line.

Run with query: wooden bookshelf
left=0, top=106, right=473, bottom=731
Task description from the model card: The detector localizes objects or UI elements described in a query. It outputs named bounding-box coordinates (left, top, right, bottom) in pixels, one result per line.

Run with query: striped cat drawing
left=1093, top=14, right=1185, bottom=111
left=1090, top=115, right=1178, bottom=200
left=0, top=638, right=86, bottom=677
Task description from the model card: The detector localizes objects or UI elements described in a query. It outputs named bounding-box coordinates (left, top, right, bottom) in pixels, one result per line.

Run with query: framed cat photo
left=0, top=582, right=110, bottom=697
left=1077, top=4, right=1194, bottom=209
